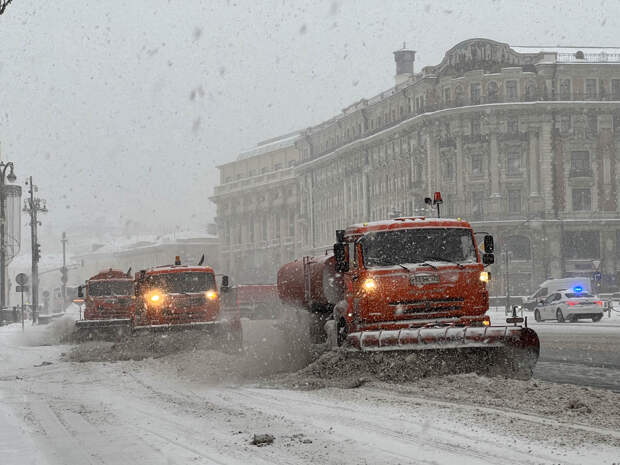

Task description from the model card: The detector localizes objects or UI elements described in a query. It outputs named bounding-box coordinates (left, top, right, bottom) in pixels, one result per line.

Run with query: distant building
left=72, top=232, right=220, bottom=285
left=213, top=38, right=620, bottom=294
left=210, top=132, right=301, bottom=283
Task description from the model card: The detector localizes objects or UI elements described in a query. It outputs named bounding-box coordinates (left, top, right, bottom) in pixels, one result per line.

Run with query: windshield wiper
left=402, top=262, right=438, bottom=270
left=422, top=256, right=464, bottom=269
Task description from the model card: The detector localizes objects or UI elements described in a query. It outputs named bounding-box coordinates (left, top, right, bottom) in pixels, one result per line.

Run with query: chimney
left=393, top=43, right=416, bottom=86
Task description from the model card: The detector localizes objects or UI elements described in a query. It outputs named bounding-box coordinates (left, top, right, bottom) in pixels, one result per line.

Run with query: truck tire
left=556, top=308, right=565, bottom=323
left=592, top=314, right=603, bottom=322
left=534, top=309, right=541, bottom=322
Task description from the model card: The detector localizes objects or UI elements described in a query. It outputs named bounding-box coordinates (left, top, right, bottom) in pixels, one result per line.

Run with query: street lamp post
left=0, top=161, right=17, bottom=309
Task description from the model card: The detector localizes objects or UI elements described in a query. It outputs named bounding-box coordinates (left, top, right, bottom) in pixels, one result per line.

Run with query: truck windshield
left=146, top=272, right=216, bottom=294
left=360, top=228, right=477, bottom=268
left=88, top=281, right=134, bottom=296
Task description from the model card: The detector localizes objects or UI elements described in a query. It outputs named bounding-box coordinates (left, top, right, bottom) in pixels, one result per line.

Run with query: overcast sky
left=1, top=0, right=618, bottom=251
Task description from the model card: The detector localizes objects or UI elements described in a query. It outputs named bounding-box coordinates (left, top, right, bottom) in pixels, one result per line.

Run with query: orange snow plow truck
left=75, top=268, right=135, bottom=340
left=278, top=216, right=540, bottom=378
left=133, top=257, right=242, bottom=347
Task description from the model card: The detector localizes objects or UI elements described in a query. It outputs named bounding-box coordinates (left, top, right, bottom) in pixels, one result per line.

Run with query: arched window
left=487, top=81, right=499, bottom=103
left=560, top=79, right=571, bottom=100
left=455, top=85, right=464, bottom=106
left=504, top=235, right=531, bottom=260
left=525, top=82, right=537, bottom=101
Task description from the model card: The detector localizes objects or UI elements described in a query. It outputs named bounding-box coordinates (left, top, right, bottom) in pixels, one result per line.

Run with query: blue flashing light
left=573, top=285, right=583, bottom=293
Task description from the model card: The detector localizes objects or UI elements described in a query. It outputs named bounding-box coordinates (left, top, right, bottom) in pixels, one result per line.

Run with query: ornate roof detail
left=430, top=38, right=543, bottom=77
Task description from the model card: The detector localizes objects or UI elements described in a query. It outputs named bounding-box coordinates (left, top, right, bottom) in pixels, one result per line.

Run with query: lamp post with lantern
left=0, top=160, right=17, bottom=309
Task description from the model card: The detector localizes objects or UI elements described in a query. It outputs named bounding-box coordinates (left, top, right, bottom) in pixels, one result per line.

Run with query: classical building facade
left=214, top=38, right=620, bottom=294
left=211, top=132, right=301, bottom=283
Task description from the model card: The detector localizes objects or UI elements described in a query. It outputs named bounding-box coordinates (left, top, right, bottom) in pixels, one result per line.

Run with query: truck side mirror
left=334, top=243, right=349, bottom=273
left=482, top=253, right=494, bottom=265
left=221, top=275, right=230, bottom=292
left=77, top=286, right=84, bottom=298
left=484, top=235, right=494, bottom=253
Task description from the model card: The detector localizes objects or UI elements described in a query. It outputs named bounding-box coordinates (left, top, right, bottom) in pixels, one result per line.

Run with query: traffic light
left=33, top=243, right=41, bottom=262
left=60, top=267, right=68, bottom=284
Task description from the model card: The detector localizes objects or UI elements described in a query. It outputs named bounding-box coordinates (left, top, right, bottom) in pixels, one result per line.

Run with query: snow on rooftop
left=512, top=45, right=620, bottom=62
left=70, top=230, right=218, bottom=259
left=236, top=131, right=301, bottom=160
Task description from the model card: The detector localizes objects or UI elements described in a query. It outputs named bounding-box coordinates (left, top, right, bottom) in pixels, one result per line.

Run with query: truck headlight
left=363, top=278, right=377, bottom=291
left=145, top=290, right=165, bottom=306
left=205, top=290, right=218, bottom=300
left=480, top=271, right=490, bottom=283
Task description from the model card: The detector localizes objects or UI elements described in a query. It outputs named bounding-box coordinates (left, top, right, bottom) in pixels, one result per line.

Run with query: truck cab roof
left=345, top=217, right=473, bottom=238
left=142, top=265, right=215, bottom=276
left=88, top=269, right=132, bottom=281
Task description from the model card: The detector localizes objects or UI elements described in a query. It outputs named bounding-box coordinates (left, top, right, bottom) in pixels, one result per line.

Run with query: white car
left=534, top=290, right=604, bottom=323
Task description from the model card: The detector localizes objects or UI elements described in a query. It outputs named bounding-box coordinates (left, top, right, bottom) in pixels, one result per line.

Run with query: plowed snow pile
left=278, top=347, right=511, bottom=389
left=274, top=349, right=620, bottom=438
left=68, top=318, right=320, bottom=383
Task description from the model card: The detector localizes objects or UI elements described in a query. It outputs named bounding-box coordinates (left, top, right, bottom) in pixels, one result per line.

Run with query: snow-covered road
left=1, top=319, right=619, bottom=465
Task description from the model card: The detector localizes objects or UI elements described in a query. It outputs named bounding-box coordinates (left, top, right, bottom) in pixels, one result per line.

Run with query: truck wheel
left=336, top=318, right=348, bottom=347
left=534, top=309, right=541, bottom=322
left=556, top=308, right=565, bottom=323
left=592, top=314, right=603, bottom=322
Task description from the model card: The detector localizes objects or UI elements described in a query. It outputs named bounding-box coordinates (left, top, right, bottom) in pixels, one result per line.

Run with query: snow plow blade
left=346, top=325, right=540, bottom=379
left=132, top=320, right=220, bottom=334
left=74, top=319, right=132, bottom=341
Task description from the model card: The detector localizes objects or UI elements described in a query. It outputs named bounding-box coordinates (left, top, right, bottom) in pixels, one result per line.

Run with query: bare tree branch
left=0, top=0, right=14, bottom=16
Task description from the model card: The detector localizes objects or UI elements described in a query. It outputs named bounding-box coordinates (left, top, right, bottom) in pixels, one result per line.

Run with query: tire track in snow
left=211, top=388, right=509, bottom=465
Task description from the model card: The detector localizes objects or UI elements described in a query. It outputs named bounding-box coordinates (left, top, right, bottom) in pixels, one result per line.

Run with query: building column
left=488, top=126, right=501, bottom=216
left=528, top=129, right=540, bottom=197
left=540, top=116, right=555, bottom=217
left=362, top=169, right=369, bottom=219
left=455, top=132, right=465, bottom=215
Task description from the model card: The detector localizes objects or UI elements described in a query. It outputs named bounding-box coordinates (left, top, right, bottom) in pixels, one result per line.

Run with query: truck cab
left=332, top=217, right=494, bottom=341
left=79, top=269, right=134, bottom=321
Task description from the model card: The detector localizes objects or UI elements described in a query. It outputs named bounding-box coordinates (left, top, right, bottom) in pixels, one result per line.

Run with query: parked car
left=523, top=277, right=592, bottom=311
left=533, top=290, right=604, bottom=322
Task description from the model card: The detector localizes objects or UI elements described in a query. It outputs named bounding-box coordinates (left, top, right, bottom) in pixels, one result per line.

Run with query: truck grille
left=389, top=297, right=464, bottom=314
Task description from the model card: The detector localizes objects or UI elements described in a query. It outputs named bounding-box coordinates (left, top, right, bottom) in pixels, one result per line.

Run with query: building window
left=507, top=118, right=518, bottom=134
left=525, top=83, right=536, bottom=101
left=570, top=151, right=591, bottom=176
left=572, top=188, right=592, bottom=211
left=587, top=115, right=598, bottom=136
left=487, top=81, right=498, bottom=103
left=470, top=83, right=481, bottom=105
left=560, top=115, right=571, bottom=134
left=506, top=147, right=522, bottom=174
left=471, top=118, right=481, bottom=135
left=585, top=79, right=597, bottom=99
left=507, top=189, right=521, bottom=214
left=506, top=80, right=518, bottom=100
left=504, top=235, right=531, bottom=260
left=472, top=191, right=485, bottom=218
left=564, top=231, right=600, bottom=259
left=443, top=88, right=451, bottom=105
left=613, top=79, right=620, bottom=99
left=441, top=155, right=455, bottom=181
left=560, top=79, right=571, bottom=100
left=455, top=85, right=464, bottom=106
left=471, top=153, right=483, bottom=175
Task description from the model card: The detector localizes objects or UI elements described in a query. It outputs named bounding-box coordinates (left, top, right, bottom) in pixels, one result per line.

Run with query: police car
left=534, top=286, right=604, bottom=323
